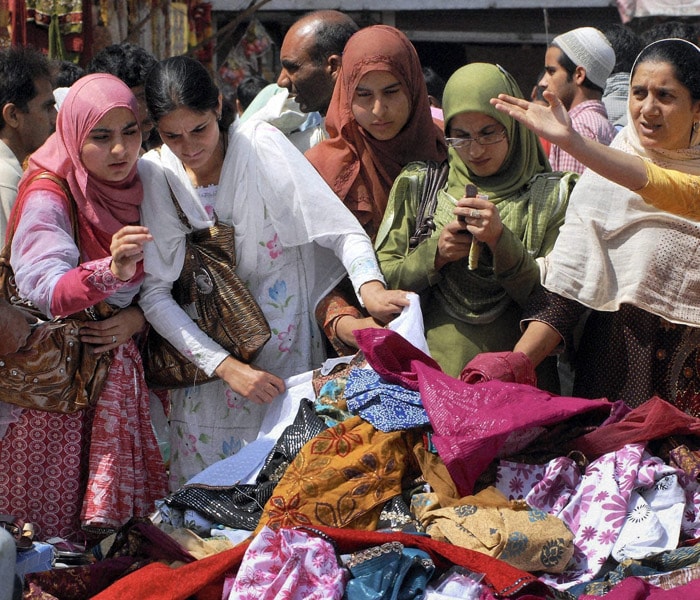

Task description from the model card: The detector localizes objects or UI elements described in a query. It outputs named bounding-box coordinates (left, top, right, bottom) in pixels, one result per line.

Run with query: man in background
left=538, top=26, right=617, bottom=173
left=241, top=10, right=358, bottom=151
left=0, top=45, right=56, bottom=244
left=602, top=24, right=641, bottom=131
left=87, top=43, right=158, bottom=150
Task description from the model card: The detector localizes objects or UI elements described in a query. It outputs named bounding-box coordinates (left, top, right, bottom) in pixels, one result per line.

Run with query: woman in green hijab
left=375, top=63, right=577, bottom=387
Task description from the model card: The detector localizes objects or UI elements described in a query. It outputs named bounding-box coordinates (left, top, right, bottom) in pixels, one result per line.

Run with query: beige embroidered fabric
left=412, top=486, right=574, bottom=573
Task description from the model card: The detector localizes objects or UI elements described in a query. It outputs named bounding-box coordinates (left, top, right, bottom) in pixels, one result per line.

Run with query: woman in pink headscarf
left=0, top=73, right=167, bottom=543
left=307, top=25, right=446, bottom=353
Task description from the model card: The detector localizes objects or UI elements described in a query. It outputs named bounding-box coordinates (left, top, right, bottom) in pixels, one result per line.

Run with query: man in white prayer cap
left=538, top=26, right=618, bottom=173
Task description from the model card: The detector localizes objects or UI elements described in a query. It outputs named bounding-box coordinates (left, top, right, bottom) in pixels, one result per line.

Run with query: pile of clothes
left=22, top=329, right=700, bottom=599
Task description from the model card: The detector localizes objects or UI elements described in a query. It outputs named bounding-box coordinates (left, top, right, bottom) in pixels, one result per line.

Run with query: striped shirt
left=549, top=100, right=617, bottom=174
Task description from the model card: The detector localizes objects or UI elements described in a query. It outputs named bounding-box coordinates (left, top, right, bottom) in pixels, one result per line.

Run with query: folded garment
left=344, top=367, right=429, bottom=432
left=460, top=351, right=537, bottom=386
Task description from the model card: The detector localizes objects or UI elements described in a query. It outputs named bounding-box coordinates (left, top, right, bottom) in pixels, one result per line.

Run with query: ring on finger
left=112, top=335, right=117, bottom=344
left=469, top=209, right=481, bottom=219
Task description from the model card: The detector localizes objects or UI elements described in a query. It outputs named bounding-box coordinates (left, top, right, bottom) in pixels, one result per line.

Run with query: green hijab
left=442, top=63, right=549, bottom=202
left=433, top=64, right=566, bottom=324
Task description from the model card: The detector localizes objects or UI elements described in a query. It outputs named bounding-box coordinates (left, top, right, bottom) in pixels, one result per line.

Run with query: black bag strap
left=409, top=160, right=449, bottom=250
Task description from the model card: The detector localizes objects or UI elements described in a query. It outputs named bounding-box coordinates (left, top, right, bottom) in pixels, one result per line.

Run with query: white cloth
left=387, top=291, right=431, bottom=356
left=0, top=138, right=22, bottom=245
left=239, top=83, right=327, bottom=152
left=541, top=122, right=700, bottom=327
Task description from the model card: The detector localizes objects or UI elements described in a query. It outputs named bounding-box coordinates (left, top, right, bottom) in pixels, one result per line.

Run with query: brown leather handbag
left=0, top=172, right=116, bottom=413
left=142, top=186, right=271, bottom=390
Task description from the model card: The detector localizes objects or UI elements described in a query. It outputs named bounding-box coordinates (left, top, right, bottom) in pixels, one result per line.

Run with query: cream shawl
left=542, top=122, right=700, bottom=326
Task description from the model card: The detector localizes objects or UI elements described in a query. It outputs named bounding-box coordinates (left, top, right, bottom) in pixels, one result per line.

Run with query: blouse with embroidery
left=11, top=189, right=139, bottom=318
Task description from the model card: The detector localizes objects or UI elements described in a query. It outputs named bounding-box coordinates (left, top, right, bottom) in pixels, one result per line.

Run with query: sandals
left=0, top=514, right=34, bottom=551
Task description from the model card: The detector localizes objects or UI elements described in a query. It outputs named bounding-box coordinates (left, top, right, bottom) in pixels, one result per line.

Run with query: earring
left=694, top=122, right=699, bottom=132
left=216, top=113, right=222, bottom=121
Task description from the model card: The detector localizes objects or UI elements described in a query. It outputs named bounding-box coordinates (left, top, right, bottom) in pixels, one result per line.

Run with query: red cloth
left=569, top=396, right=700, bottom=459
left=0, top=407, right=92, bottom=541
left=354, top=327, right=442, bottom=391
left=305, top=25, right=446, bottom=238
left=93, top=526, right=549, bottom=600
left=460, top=351, right=537, bottom=386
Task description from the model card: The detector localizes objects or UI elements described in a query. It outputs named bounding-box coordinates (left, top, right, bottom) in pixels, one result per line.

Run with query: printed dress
left=167, top=185, right=325, bottom=489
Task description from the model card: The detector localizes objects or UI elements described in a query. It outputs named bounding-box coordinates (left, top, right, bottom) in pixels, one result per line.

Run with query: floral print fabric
left=257, top=417, right=418, bottom=533
left=496, top=443, right=700, bottom=590
left=228, top=526, right=346, bottom=600
left=167, top=188, right=326, bottom=489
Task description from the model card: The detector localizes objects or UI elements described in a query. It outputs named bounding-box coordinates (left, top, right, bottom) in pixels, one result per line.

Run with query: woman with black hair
left=138, top=55, right=408, bottom=489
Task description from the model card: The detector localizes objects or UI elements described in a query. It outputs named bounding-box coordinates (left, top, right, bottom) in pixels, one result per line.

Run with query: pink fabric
left=460, top=351, right=537, bottom=386
left=354, top=327, right=442, bottom=391
left=81, top=340, right=168, bottom=529
left=579, top=574, right=700, bottom=599
left=19, top=73, right=143, bottom=259
left=415, top=361, right=612, bottom=495
left=51, top=255, right=128, bottom=317
left=548, top=100, right=616, bottom=174
left=229, top=526, right=346, bottom=599
left=570, top=396, right=700, bottom=460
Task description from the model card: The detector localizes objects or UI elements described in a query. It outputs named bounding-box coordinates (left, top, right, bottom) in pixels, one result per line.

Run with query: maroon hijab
left=17, top=73, right=143, bottom=260
left=306, top=25, right=446, bottom=239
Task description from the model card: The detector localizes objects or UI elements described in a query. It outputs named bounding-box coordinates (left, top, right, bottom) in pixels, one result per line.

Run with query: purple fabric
left=415, top=361, right=612, bottom=495
left=354, top=328, right=442, bottom=391
left=459, top=351, right=537, bottom=386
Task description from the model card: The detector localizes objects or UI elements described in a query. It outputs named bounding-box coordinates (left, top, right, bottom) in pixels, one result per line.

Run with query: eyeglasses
left=445, top=127, right=507, bottom=149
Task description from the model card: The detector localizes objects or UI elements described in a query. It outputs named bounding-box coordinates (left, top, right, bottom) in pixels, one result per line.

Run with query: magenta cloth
left=579, top=576, right=700, bottom=599
left=459, top=351, right=537, bottom=386
left=569, top=396, right=700, bottom=459
left=415, top=361, right=611, bottom=495
left=354, top=327, right=442, bottom=391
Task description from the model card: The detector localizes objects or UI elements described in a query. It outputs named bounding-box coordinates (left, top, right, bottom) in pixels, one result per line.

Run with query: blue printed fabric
left=344, top=367, right=429, bottom=432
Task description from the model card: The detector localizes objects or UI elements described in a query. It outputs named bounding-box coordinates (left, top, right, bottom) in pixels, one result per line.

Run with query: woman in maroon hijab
left=307, top=25, right=446, bottom=352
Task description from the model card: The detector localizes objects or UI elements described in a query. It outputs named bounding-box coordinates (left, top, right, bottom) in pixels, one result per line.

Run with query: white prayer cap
left=552, top=27, right=615, bottom=89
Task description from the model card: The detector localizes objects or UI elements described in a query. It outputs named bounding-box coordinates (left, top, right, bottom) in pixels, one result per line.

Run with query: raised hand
left=110, top=225, right=153, bottom=282
left=490, top=91, right=574, bottom=149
